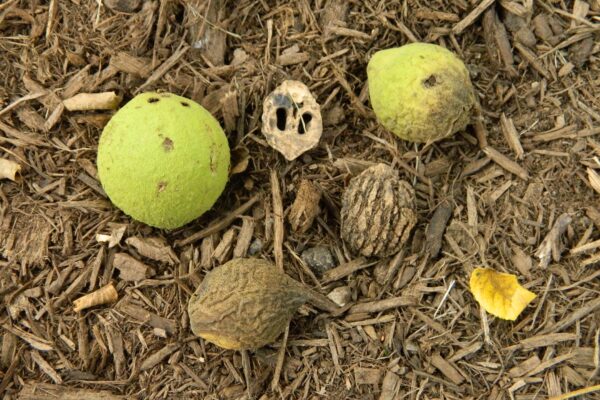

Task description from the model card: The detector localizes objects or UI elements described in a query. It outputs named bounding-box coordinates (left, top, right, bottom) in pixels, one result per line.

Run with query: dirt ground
left=1, top=0, right=600, bottom=399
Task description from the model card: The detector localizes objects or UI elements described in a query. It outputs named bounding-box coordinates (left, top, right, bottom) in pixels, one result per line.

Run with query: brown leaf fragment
left=113, top=253, right=155, bottom=281
left=140, top=343, right=180, bottom=371
left=17, top=383, right=125, bottom=400
left=535, top=213, right=572, bottom=268
left=425, top=200, right=453, bottom=258
left=288, top=180, right=322, bottom=234
left=125, top=236, right=177, bottom=265
left=354, top=367, right=382, bottom=386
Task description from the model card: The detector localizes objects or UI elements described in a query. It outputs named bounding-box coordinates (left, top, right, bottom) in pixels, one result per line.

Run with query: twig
left=270, top=170, right=284, bottom=272
left=270, top=324, right=289, bottom=391
left=176, top=194, right=261, bottom=247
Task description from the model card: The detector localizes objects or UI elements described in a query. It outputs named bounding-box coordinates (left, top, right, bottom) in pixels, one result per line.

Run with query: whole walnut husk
left=341, top=164, right=417, bottom=257
left=187, top=258, right=308, bottom=350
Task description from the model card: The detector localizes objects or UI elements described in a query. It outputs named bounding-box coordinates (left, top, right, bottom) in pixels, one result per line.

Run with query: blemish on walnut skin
left=423, top=75, right=439, bottom=88
left=162, top=137, right=174, bottom=152
left=157, top=181, right=168, bottom=193
left=209, top=144, right=217, bottom=174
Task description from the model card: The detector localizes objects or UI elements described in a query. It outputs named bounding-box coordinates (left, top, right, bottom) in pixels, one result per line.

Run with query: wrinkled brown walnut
left=187, top=258, right=308, bottom=350
left=340, top=164, right=417, bottom=257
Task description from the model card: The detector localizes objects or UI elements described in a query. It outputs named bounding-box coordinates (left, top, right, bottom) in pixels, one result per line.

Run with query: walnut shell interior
left=261, top=80, right=323, bottom=161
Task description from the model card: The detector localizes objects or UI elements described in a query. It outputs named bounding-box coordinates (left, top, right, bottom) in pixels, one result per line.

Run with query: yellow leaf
left=469, top=268, right=536, bottom=321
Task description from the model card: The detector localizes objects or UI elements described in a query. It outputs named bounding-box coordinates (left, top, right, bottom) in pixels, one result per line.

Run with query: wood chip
left=543, top=296, right=600, bottom=334
left=483, top=146, right=529, bottom=180
left=113, top=253, right=155, bottom=281
left=500, top=113, right=524, bottom=159
left=17, top=383, right=124, bottom=399
left=535, top=213, right=572, bottom=268
left=140, top=343, right=180, bottom=371
left=348, top=295, right=417, bottom=314
left=177, top=194, right=260, bottom=246
left=213, top=228, right=236, bottom=264
left=233, top=217, right=255, bottom=258
left=109, top=52, right=152, bottom=77
left=515, top=42, right=550, bottom=79
left=452, top=0, right=496, bottom=34
left=430, top=353, right=464, bottom=385
left=354, top=367, right=381, bottom=385
left=379, top=371, right=400, bottom=400
left=2, top=324, right=53, bottom=351
left=449, top=342, right=482, bottom=362
left=125, top=236, right=178, bottom=265
left=322, top=257, right=374, bottom=283
left=508, top=333, right=578, bottom=350
left=588, top=168, right=600, bottom=194
left=136, top=43, right=190, bottom=93
left=425, top=200, right=453, bottom=258
left=508, top=355, right=541, bottom=377
left=118, top=302, right=177, bottom=335
left=31, top=350, right=62, bottom=384
left=288, top=180, right=322, bottom=234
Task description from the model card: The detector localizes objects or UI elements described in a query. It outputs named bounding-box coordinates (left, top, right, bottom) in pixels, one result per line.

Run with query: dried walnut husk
left=187, top=258, right=308, bottom=350
left=341, top=164, right=417, bottom=257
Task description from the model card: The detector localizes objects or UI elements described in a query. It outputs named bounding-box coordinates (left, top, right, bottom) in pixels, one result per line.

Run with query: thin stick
left=548, top=384, right=600, bottom=400
left=270, top=170, right=284, bottom=272
left=176, top=194, right=260, bottom=247
left=271, top=324, right=289, bottom=391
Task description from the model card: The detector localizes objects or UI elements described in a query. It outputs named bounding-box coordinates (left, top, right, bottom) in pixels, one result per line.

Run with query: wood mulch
left=1, top=0, right=599, bottom=399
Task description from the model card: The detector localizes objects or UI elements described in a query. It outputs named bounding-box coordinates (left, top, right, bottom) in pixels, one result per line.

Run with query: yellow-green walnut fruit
left=367, top=42, right=476, bottom=143
left=97, top=92, right=230, bottom=229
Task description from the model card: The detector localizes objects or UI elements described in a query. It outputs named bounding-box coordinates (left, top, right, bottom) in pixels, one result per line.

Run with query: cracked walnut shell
left=341, top=164, right=417, bottom=257
left=187, top=258, right=308, bottom=350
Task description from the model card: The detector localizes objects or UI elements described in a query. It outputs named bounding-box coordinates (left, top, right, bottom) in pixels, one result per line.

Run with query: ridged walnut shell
left=341, top=164, right=417, bottom=257
left=187, top=258, right=307, bottom=350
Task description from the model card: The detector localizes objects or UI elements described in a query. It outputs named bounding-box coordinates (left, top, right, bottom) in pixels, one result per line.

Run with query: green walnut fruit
left=97, top=92, right=230, bottom=229
left=367, top=42, right=475, bottom=143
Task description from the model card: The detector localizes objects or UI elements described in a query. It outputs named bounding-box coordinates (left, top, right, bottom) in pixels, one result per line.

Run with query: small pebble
left=301, top=246, right=336, bottom=276
left=327, top=286, right=352, bottom=307
left=248, top=238, right=263, bottom=256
